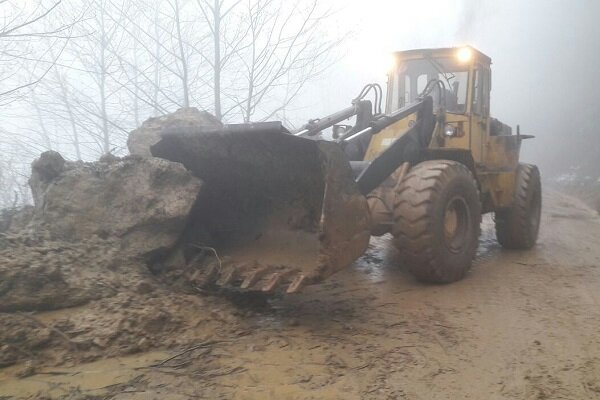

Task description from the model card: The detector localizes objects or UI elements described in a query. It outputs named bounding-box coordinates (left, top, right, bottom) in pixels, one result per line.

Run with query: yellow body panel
left=484, top=135, right=520, bottom=171
left=364, top=113, right=416, bottom=160
left=479, top=171, right=516, bottom=208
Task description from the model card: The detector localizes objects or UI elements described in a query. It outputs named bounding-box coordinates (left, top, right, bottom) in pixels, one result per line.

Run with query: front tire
left=392, top=161, right=481, bottom=283
left=495, top=164, right=541, bottom=249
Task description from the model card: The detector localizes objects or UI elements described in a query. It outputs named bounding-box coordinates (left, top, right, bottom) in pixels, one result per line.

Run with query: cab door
left=470, top=65, right=491, bottom=164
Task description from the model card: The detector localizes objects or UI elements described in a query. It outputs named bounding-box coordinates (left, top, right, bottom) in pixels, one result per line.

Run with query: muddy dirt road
left=2, top=190, right=600, bottom=399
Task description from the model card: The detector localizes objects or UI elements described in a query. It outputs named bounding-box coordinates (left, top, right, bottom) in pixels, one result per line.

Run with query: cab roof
left=392, top=46, right=492, bottom=65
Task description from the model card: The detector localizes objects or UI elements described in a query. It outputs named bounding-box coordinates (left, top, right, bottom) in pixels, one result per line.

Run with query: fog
left=2, top=0, right=600, bottom=206
left=301, top=0, right=600, bottom=176
left=456, top=0, right=600, bottom=177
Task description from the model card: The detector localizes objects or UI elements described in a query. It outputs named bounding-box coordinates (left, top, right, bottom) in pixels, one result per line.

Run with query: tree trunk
left=213, top=0, right=221, bottom=119
left=174, top=0, right=190, bottom=108
left=153, top=6, right=161, bottom=115
left=100, top=3, right=110, bottom=153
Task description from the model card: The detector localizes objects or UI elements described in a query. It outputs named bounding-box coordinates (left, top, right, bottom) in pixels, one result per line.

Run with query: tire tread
left=392, top=160, right=481, bottom=283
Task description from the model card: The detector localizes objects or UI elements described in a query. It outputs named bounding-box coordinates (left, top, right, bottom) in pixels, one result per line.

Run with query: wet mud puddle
left=0, top=351, right=168, bottom=398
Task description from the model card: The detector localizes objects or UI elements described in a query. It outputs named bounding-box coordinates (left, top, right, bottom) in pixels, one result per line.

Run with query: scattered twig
left=17, top=312, right=80, bottom=349
left=386, top=322, right=407, bottom=328
left=152, top=339, right=230, bottom=367
left=199, top=366, right=246, bottom=379
left=191, top=244, right=223, bottom=272
left=514, top=262, right=548, bottom=267
left=33, top=371, right=73, bottom=376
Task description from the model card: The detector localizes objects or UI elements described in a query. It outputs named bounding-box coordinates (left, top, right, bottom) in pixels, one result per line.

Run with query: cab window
left=472, top=67, right=490, bottom=116
left=389, top=57, right=469, bottom=114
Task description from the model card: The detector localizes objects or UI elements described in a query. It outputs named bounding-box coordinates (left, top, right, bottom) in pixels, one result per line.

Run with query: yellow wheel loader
left=152, top=46, right=542, bottom=293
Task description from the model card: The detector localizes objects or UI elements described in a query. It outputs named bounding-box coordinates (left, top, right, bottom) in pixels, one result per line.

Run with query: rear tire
left=495, top=164, right=541, bottom=249
left=392, top=161, right=481, bottom=283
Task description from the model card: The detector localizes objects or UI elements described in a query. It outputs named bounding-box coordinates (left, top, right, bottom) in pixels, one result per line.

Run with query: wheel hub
left=444, top=207, right=459, bottom=238
left=443, top=197, right=470, bottom=252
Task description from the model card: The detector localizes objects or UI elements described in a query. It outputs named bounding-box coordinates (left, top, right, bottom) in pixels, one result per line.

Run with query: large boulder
left=127, top=108, right=222, bottom=157
left=29, top=154, right=202, bottom=260
left=29, top=150, right=67, bottom=208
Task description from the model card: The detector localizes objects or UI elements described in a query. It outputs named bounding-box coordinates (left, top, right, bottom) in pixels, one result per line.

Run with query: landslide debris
left=0, top=231, right=121, bottom=313
left=28, top=151, right=202, bottom=261
left=0, top=108, right=245, bottom=372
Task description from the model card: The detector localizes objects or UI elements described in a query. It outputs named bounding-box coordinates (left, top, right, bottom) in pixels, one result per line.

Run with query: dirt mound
left=0, top=283, right=245, bottom=370
left=0, top=230, right=140, bottom=313
left=0, top=222, right=245, bottom=369
left=28, top=151, right=202, bottom=261
left=0, top=109, right=248, bottom=372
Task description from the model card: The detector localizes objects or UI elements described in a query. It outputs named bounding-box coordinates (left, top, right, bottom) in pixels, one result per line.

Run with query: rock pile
left=0, top=108, right=243, bottom=369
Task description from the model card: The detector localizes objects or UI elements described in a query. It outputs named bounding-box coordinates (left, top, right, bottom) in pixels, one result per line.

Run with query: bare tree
left=0, top=0, right=75, bottom=104
left=63, top=0, right=134, bottom=154
left=107, top=0, right=213, bottom=116
left=110, top=0, right=343, bottom=123
left=195, top=0, right=247, bottom=120
left=0, top=0, right=347, bottom=209
left=0, top=0, right=78, bottom=208
left=49, top=59, right=83, bottom=159
left=195, top=0, right=343, bottom=122
left=0, top=154, right=32, bottom=206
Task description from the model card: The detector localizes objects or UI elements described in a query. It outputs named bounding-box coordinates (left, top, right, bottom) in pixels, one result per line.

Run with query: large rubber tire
left=495, top=164, right=541, bottom=249
left=392, top=160, right=481, bottom=283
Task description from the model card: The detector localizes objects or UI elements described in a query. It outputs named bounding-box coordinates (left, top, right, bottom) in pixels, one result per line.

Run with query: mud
left=0, top=232, right=120, bottom=313
left=0, top=228, right=245, bottom=371
left=2, top=189, right=600, bottom=399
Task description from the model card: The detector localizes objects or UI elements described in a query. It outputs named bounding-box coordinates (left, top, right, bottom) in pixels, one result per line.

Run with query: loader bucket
left=151, top=122, right=371, bottom=293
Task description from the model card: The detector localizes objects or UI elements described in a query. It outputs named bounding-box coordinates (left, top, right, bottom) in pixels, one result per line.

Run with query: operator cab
left=386, top=46, right=491, bottom=117
left=360, top=46, right=496, bottom=166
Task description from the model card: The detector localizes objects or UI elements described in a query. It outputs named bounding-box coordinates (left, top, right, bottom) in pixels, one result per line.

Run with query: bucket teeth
left=216, top=265, right=238, bottom=286
left=286, top=274, right=307, bottom=293
left=262, top=270, right=295, bottom=292
left=240, top=266, right=270, bottom=289
left=202, top=262, right=220, bottom=283
left=262, top=273, right=283, bottom=292
left=189, top=258, right=304, bottom=293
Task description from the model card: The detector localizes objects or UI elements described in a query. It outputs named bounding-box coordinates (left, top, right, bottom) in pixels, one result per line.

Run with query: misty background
left=2, top=0, right=599, bottom=208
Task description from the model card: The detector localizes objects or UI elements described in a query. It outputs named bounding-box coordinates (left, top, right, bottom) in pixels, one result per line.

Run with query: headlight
left=385, top=54, right=397, bottom=73
left=456, top=47, right=473, bottom=63
left=444, top=124, right=457, bottom=137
